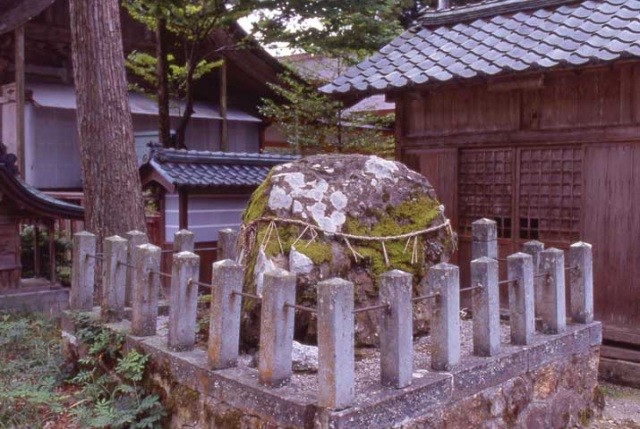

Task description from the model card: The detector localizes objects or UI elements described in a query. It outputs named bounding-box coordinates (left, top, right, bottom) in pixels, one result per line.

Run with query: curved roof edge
left=0, top=144, right=84, bottom=220
left=0, top=0, right=55, bottom=35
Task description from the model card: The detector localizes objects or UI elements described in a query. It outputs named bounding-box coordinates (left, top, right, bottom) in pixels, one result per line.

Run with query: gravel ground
left=186, top=313, right=640, bottom=427
left=590, top=382, right=640, bottom=428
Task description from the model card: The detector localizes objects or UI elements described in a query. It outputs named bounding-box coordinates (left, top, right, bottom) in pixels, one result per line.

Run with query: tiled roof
left=147, top=148, right=298, bottom=189
left=0, top=144, right=83, bottom=219
left=322, top=0, right=640, bottom=94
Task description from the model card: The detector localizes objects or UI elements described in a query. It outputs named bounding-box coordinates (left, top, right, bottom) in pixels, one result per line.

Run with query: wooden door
left=583, top=143, right=640, bottom=343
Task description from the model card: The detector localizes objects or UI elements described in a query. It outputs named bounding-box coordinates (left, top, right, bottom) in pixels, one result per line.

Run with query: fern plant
left=69, top=314, right=166, bottom=428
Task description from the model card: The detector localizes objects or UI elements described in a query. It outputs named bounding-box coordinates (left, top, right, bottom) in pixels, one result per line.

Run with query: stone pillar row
left=69, top=224, right=594, bottom=412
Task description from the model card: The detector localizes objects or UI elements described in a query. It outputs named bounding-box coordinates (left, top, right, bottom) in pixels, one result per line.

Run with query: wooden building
left=0, top=0, right=288, bottom=191
left=324, top=0, right=640, bottom=380
left=140, top=146, right=296, bottom=281
left=0, top=142, right=82, bottom=291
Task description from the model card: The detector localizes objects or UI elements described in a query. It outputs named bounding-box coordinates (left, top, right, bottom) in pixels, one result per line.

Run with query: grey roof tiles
left=322, top=0, right=640, bottom=95
left=146, top=148, right=298, bottom=189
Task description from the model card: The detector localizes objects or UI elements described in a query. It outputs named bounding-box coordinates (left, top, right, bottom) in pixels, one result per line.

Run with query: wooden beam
left=48, top=220, right=56, bottom=285
left=220, top=60, right=228, bottom=152
left=599, top=357, right=640, bottom=389
left=33, top=224, right=40, bottom=277
left=604, top=325, right=640, bottom=346
left=178, top=189, right=188, bottom=230
left=14, top=25, right=25, bottom=176
left=601, top=345, right=640, bottom=363
left=400, top=124, right=640, bottom=150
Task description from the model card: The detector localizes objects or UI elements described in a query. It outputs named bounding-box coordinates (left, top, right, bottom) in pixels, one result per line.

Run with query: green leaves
left=116, top=350, right=148, bottom=382
left=126, top=51, right=223, bottom=98
left=260, top=72, right=395, bottom=155
left=69, top=315, right=166, bottom=428
left=249, top=0, right=431, bottom=60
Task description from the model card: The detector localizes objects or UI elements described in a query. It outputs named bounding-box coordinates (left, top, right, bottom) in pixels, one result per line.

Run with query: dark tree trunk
left=175, top=59, right=196, bottom=149
left=69, top=0, right=147, bottom=240
left=156, top=15, right=172, bottom=148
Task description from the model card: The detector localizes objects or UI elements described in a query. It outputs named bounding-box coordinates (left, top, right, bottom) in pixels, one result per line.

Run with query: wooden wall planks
left=398, top=62, right=640, bottom=342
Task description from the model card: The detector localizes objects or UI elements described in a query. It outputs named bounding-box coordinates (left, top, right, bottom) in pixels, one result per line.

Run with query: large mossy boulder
left=238, top=154, right=455, bottom=347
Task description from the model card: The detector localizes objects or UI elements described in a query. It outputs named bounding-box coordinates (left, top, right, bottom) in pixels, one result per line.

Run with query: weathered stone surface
left=239, top=154, right=455, bottom=346
left=289, top=246, right=314, bottom=275
left=292, top=341, right=318, bottom=372
left=65, top=310, right=601, bottom=429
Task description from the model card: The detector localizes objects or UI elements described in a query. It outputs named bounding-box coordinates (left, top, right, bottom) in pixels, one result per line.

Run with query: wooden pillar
left=48, top=220, right=56, bottom=285
left=219, top=60, right=228, bottom=152
left=14, top=26, right=25, bottom=175
left=178, top=189, right=188, bottom=230
left=33, top=225, right=41, bottom=277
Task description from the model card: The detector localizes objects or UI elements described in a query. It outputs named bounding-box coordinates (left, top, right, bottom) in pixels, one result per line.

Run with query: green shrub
left=20, top=225, right=73, bottom=285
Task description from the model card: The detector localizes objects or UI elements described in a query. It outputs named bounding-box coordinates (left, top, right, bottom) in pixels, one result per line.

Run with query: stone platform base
left=0, top=285, right=69, bottom=315
left=64, top=314, right=602, bottom=429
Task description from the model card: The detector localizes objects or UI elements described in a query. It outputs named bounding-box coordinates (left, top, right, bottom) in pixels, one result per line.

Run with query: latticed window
left=518, top=147, right=582, bottom=242
left=458, top=146, right=582, bottom=243
left=459, top=149, right=514, bottom=238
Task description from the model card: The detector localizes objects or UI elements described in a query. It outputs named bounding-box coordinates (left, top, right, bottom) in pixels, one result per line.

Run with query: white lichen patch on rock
left=267, top=186, right=292, bottom=210
left=364, top=156, right=399, bottom=180
left=330, top=191, right=347, bottom=211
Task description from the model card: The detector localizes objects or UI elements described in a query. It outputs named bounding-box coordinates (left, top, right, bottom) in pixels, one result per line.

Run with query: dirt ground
left=591, top=382, right=640, bottom=428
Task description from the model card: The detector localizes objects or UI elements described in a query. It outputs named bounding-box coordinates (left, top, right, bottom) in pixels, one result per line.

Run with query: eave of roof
left=322, top=0, right=640, bottom=95
left=0, top=0, right=54, bottom=35
left=417, top=0, right=579, bottom=27
left=141, top=148, right=298, bottom=191
left=0, top=146, right=83, bottom=220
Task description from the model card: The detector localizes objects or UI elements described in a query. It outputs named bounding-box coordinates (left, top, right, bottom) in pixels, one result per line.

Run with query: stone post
left=101, top=236, right=127, bottom=322
left=540, top=248, right=566, bottom=334
left=429, top=263, right=460, bottom=371
left=173, top=229, right=195, bottom=253
left=131, top=244, right=161, bottom=337
left=70, top=231, right=96, bottom=311
left=471, top=257, right=500, bottom=357
left=507, top=253, right=535, bottom=345
left=317, top=278, right=355, bottom=410
left=569, top=242, right=594, bottom=324
left=258, top=269, right=297, bottom=387
left=168, top=251, right=200, bottom=351
left=379, top=270, right=413, bottom=389
left=523, top=240, right=544, bottom=318
left=218, top=228, right=238, bottom=261
left=208, top=259, right=243, bottom=369
left=472, top=218, right=497, bottom=260
left=125, top=230, right=148, bottom=307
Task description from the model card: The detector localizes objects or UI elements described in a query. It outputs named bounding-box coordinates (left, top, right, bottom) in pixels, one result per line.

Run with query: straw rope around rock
left=238, top=215, right=454, bottom=266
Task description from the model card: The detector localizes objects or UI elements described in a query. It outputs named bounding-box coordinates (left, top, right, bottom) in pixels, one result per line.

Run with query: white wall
left=165, top=193, right=249, bottom=243
left=228, top=121, right=260, bottom=152
left=22, top=105, right=260, bottom=189
left=28, top=106, right=82, bottom=188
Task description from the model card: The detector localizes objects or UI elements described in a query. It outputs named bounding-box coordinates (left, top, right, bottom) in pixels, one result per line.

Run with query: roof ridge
left=154, top=147, right=298, bottom=166
left=417, top=0, right=582, bottom=27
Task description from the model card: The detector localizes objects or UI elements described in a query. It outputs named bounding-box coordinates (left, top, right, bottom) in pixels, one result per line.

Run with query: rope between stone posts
left=353, top=303, right=390, bottom=314
left=284, top=302, right=317, bottom=313
left=459, top=284, right=483, bottom=293
left=412, top=292, right=439, bottom=303
left=188, top=278, right=213, bottom=289
left=233, top=291, right=262, bottom=301
left=244, top=216, right=451, bottom=243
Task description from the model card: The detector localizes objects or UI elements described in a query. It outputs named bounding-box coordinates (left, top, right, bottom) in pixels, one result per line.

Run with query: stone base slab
left=0, top=287, right=69, bottom=315
left=62, top=310, right=602, bottom=429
